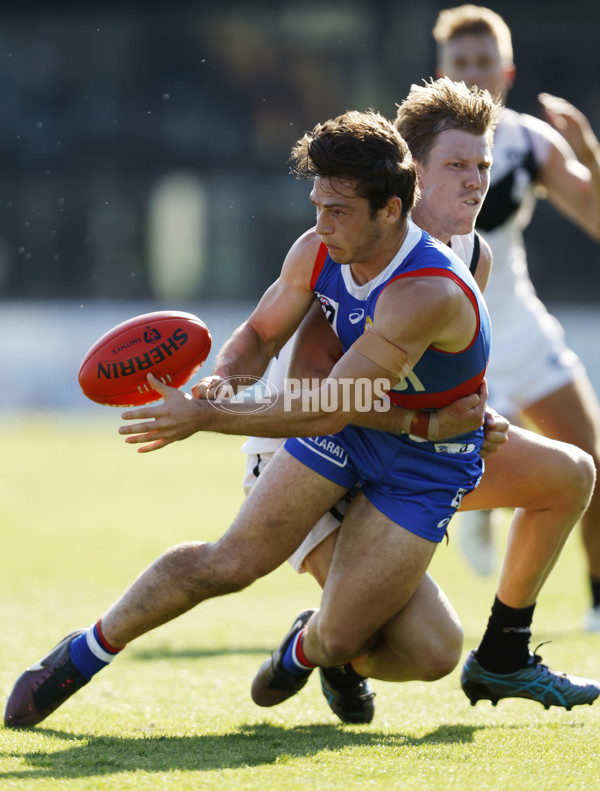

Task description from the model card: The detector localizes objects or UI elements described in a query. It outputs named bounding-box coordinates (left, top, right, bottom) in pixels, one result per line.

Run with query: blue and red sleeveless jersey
left=310, top=220, right=491, bottom=409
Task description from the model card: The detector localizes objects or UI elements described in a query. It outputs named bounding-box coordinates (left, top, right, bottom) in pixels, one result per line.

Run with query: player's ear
left=382, top=196, right=403, bottom=223
left=502, top=61, right=516, bottom=92
left=413, top=157, right=424, bottom=182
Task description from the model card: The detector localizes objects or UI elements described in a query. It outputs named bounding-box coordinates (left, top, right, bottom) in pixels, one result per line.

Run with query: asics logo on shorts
left=434, top=442, right=476, bottom=454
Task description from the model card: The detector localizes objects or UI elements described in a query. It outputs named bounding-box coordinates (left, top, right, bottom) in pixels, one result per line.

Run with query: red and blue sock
left=69, top=620, right=124, bottom=680
left=281, top=627, right=316, bottom=676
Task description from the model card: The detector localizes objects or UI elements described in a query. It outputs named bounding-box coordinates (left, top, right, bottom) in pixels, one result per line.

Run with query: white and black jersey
left=474, top=107, right=583, bottom=417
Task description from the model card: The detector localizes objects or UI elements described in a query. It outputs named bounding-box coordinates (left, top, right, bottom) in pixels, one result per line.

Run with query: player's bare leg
left=302, top=528, right=462, bottom=681
left=100, top=450, right=346, bottom=645
left=335, top=429, right=597, bottom=711
left=459, top=426, right=598, bottom=709
left=350, top=573, right=463, bottom=681
left=302, top=494, right=437, bottom=669
left=521, top=374, right=600, bottom=628
left=290, top=525, right=462, bottom=728
left=284, top=426, right=597, bottom=719
left=308, top=426, right=593, bottom=668
left=463, top=425, right=595, bottom=607
left=4, top=450, right=348, bottom=727
left=252, top=494, right=440, bottom=720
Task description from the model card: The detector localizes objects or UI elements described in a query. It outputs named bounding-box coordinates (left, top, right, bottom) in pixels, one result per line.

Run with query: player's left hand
left=119, top=373, right=207, bottom=453
left=480, top=406, right=509, bottom=458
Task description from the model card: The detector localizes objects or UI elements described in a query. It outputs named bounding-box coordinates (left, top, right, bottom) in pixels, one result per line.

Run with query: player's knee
left=316, top=623, right=368, bottom=666
left=569, top=448, right=596, bottom=510
left=544, top=445, right=596, bottom=514
left=415, top=626, right=463, bottom=681
left=586, top=441, right=600, bottom=471
left=565, top=429, right=600, bottom=471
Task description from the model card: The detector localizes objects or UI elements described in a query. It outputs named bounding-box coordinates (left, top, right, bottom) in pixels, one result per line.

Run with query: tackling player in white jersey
left=434, top=4, right=600, bottom=630
left=247, top=79, right=597, bottom=723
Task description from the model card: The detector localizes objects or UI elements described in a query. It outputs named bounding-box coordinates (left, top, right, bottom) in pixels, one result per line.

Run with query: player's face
left=310, top=176, right=388, bottom=265
left=437, top=33, right=513, bottom=100
left=414, top=128, right=492, bottom=242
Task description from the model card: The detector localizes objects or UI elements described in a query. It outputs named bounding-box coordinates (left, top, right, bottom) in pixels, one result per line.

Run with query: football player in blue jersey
left=4, top=81, right=597, bottom=730
left=248, top=79, right=599, bottom=723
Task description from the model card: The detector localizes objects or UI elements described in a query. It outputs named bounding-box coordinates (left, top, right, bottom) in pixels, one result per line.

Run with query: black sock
left=590, top=577, right=600, bottom=609
left=474, top=595, right=536, bottom=674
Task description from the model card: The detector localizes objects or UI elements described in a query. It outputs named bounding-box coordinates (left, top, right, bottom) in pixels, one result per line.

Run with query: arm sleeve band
left=351, top=327, right=412, bottom=383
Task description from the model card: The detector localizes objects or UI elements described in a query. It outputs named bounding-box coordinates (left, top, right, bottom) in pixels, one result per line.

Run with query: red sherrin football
left=78, top=310, right=212, bottom=407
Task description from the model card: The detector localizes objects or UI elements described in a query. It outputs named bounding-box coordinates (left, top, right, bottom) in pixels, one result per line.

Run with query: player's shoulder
left=287, top=228, right=322, bottom=261
left=280, top=228, right=324, bottom=280
left=517, top=111, right=555, bottom=141
left=478, top=233, right=492, bottom=264
left=391, top=233, right=460, bottom=291
left=474, top=234, right=493, bottom=292
left=417, top=228, right=462, bottom=267
left=501, top=107, right=554, bottom=171
left=396, top=229, right=481, bottom=301
left=508, top=106, right=564, bottom=152
left=413, top=226, right=449, bottom=256
left=448, top=230, right=475, bottom=267
left=380, top=264, right=463, bottom=324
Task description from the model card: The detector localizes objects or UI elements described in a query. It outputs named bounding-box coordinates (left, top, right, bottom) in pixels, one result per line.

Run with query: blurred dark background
left=1, top=0, right=599, bottom=304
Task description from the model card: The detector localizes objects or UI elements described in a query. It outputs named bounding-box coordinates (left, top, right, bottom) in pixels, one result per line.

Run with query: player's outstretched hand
left=538, top=93, right=600, bottom=165
left=119, top=373, right=205, bottom=453
left=480, top=407, right=510, bottom=459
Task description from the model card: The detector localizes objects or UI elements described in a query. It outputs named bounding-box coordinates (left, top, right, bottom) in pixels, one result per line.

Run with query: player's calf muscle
left=154, top=542, right=255, bottom=601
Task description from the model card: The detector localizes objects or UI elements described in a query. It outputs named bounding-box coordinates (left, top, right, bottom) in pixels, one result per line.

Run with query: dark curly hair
left=289, top=110, right=418, bottom=218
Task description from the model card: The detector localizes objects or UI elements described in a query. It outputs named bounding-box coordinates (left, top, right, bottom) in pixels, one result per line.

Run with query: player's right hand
left=436, top=379, right=487, bottom=438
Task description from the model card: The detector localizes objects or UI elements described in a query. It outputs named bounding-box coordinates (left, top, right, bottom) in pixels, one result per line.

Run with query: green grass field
left=1, top=414, right=599, bottom=790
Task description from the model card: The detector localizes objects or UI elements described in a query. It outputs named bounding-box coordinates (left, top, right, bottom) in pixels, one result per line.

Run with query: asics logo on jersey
left=349, top=309, right=364, bottom=324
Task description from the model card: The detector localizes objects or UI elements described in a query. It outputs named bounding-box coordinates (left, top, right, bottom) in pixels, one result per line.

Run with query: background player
left=433, top=5, right=600, bottom=631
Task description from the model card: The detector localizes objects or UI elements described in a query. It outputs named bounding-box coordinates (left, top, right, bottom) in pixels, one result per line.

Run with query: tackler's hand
left=192, top=375, right=224, bottom=400
left=480, top=406, right=510, bottom=459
